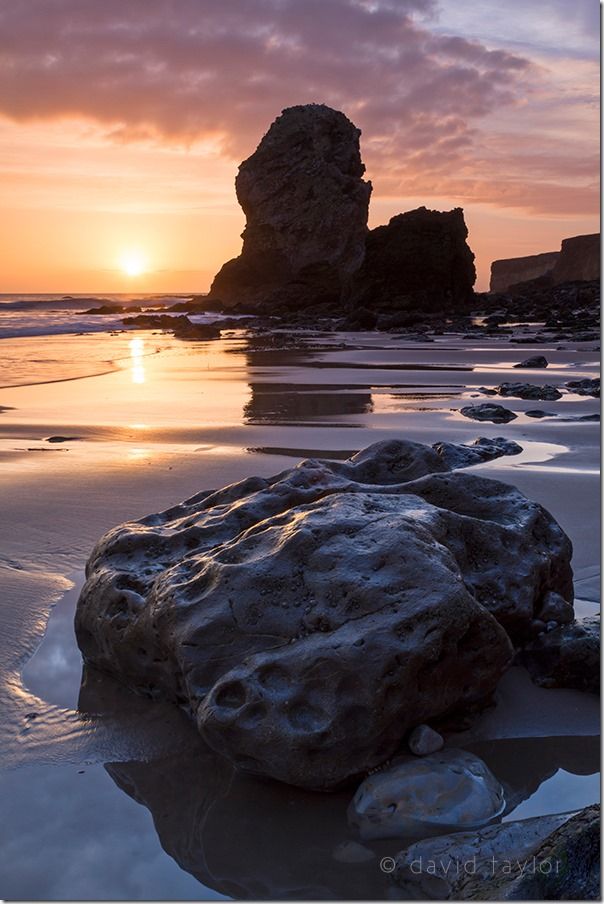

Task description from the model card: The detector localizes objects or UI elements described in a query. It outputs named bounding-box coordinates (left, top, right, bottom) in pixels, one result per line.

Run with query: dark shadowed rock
left=350, top=206, right=476, bottom=312
left=495, top=382, right=562, bottom=401
left=75, top=439, right=573, bottom=789
left=566, top=377, right=600, bottom=397
left=502, top=804, right=600, bottom=900
left=433, top=437, right=522, bottom=468
left=208, top=104, right=371, bottom=310
left=84, top=303, right=141, bottom=315
left=122, top=314, right=220, bottom=339
left=525, top=409, right=554, bottom=419
left=460, top=403, right=517, bottom=424
left=407, top=723, right=444, bottom=756
left=514, top=355, right=548, bottom=369
left=394, top=812, right=571, bottom=898
left=520, top=616, right=600, bottom=694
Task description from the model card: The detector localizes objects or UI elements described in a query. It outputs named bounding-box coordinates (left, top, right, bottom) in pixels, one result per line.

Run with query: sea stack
left=208, top=104, right=372, bottom=309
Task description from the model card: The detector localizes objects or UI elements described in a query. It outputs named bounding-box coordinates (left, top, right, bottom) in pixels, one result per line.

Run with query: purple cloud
left=0, top=0, right=597, bottom=215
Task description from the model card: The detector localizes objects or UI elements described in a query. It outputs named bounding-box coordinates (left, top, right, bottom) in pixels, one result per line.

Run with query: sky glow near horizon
left=0, top=0, right=599, bottom=293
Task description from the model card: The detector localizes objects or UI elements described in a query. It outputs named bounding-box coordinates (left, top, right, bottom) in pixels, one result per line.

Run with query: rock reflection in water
left=100, top=725, right=599, bottom=900
left=244, top=382, right=373, bottom=425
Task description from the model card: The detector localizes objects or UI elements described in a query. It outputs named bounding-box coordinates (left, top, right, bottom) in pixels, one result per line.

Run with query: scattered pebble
left=408, top=724, right=444, bottom=756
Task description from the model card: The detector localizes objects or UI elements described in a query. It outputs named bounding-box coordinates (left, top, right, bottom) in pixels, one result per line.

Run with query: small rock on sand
left=460, top=403, right=517, bottom=423
left=514, top=355, right=548, bottom=368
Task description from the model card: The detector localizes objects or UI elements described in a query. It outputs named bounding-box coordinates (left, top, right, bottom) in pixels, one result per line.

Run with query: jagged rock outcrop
left=208, top=104, right=371, bottom=310
left=490, top=251, right=560, bottom=293
left=75, top=439, right=573, bottom=789
left=350, top=207, right=476, bottom=311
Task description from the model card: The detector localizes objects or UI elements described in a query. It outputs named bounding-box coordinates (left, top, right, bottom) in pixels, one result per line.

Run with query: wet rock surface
left=348, top=749, right=505, bottom=840
left=407, top=724, right=444, bottom=757
left=433, top=437, right=522, bottom=468
left=514, top=355, right=548, bottom=369
left=520, top=616, right=600, bottom=694
left=208, top=104, right=371, bottom=310
left=460, top=403, right=517, bottom=423
left=394, top=812, right=571, bottom=898
left=76, top=439, right=573, bottom=789
left=495, top=382, right=562, bottom=401
left=499, top=804, right=600, bottom=900
left=566, top=377, right=600, bottom=397
left=350, top=206, right=476, bottom=313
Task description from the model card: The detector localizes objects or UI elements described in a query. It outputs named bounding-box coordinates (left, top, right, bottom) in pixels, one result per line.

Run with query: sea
left=0, top=293, right=218, bottom=340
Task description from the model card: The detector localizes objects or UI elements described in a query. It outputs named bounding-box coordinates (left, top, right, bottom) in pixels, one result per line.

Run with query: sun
left=119, top=249, right=147, bottom=277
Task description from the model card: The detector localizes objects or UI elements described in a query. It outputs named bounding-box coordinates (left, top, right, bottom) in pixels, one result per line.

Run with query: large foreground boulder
left=350, top=206, right=476, bottom=311
left=75, top=439, right=573, bottom=789
left=208, top=104, right=371, bottom=310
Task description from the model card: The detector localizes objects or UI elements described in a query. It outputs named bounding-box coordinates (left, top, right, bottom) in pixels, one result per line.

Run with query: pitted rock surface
left=76, top=439, right=573, bottom=789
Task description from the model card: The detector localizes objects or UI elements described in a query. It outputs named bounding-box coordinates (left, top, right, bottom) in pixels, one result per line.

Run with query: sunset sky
left=0, top=0, right=599, bottom=293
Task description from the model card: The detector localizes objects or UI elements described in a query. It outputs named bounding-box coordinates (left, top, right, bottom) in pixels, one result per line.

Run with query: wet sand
left=0, top=327, right=599, bottom=899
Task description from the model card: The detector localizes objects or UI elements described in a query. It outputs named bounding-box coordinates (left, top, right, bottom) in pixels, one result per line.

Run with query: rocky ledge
left=75, top=438, right=574, bottom=790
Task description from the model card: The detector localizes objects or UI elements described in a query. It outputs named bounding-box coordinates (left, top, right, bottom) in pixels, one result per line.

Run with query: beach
left=0, top=310, right=599, bottom=899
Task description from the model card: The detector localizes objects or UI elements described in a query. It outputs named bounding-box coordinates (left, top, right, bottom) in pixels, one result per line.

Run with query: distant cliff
left=490, top=252, right=560, bottom=293
left=490, top=234, right=599, bottom=293
left=551, top=234, right=600, bottom=284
